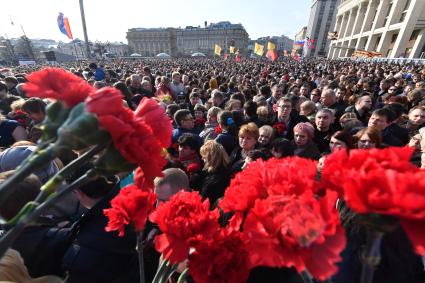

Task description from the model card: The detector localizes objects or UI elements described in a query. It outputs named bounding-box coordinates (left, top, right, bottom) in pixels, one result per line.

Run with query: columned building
left=304, top=0, right=340, bottom=57
left=329, top=0, right=425, bottom=59
left=127, top=22, right=249, bottom=57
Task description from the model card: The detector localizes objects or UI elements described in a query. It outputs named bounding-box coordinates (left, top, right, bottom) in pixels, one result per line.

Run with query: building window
left=403, top=0, right=411, bottom=10
left=374, top=35, right=381, bottom=51
left=410, top=30, right=420, bottom=41
left=400, top=0, right=411, bottom=22
left=391, top=33, right=398, bottom=43
left=382, top=1, right=393, bottom=27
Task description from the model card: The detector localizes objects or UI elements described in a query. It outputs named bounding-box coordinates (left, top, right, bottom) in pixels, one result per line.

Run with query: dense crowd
left=0, top=57, right=425, bottom=282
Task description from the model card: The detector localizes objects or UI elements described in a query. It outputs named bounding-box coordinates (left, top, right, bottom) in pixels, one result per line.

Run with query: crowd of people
left=0, top=57, right=425, bottom=282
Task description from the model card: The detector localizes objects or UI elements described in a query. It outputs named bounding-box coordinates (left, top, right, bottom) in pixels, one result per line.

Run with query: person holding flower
left=62, top=165, right=139, bottom=283
left=273, top=97, right=308, bottom=140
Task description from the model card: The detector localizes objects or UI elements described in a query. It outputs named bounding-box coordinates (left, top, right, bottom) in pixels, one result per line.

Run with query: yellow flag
left=267, top=42, right=276, bottom=50
left=254, top=43, right=264, bottom=56
left=229, top=46, right=236, bottom=54
left=214, top=44, right=222, bottom=56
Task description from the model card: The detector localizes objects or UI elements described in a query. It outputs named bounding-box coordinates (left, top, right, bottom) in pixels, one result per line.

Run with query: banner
left=57, top=12, right=73, bottom=39
left=214, top=44, right=222, bottom=56
left=351, top=50, right=382, bottom=58
left=306, top=37, right=314, bottom=49
left=267, top=42, right=276, bottom=50
left=266, top=49, right=278, bottom=62
left=229, top=46, right=236, bottom=54
left=254, top=43, right=264, bottom=56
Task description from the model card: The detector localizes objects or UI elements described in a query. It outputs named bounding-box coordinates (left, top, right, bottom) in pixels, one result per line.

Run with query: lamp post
left=79, top=0, right=91, bottom=58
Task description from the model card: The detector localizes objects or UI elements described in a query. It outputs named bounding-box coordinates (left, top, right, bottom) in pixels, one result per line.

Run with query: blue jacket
left=171, top=128, right=203, bottom=147
left=94, top=67, right=105, bottom=81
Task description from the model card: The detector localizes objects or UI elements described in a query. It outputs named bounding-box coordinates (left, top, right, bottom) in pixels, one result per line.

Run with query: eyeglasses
left=358, top=139, right=375, bottom=144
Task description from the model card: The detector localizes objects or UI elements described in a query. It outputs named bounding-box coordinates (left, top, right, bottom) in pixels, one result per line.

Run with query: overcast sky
left=0, top=0, right=312, bottom=43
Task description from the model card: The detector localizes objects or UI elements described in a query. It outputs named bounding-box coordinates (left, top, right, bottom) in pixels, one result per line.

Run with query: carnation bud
left=55, top=103, right=110, bottom=150
left=41, top=101, right=71, bottom=142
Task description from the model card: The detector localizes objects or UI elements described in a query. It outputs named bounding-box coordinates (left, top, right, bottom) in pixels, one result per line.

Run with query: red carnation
left=104, top=184, right=156, bottom=237
left=189, top=228, right=251, bottom=283
left=321, top=149, right=348, bottom=196
left=86, top=87, right=168, bottom=186
left=186, top=162, right=201, bottom=175
left=214, top=125, right=222, bottom=135
left=194, top=117, right=206, bottom=127
left=322, top=146, right=425, bottom=255
left=220, top=157, right=319, bottom=214
left=149, top=191, right=220, bottom=263
left=243, top=191, right=346, bottom=280
left=273, top=122, right=287, bottom=136
left=134, top=97, right=172, bottom=148
left=24, top=68, right=94, bottom=107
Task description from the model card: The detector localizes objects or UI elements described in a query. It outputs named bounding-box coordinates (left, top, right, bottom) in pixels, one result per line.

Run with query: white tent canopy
left=130, top=53, right=142, bottom=57
left=191, top=52, right=206, bottom=57
left=156, top=53, right=171, bottom=58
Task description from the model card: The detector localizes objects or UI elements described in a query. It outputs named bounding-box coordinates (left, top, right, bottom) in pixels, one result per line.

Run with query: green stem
left=300, top=270, right=314, bottom=283
left=0, top=143, right=59, bottom=208
left=137, top=233, right=145, bottom=283
left=152, top=258, right=169, bottom=283
left=177, top=268, right=189, bottom=283
left=0, top=172, right=95, bottom=260
left=361, top=231, right=384, bottom=283
left=36, top=144, right=106, bottom=202
left=6, top=144, right=106, bottom=226
left=160, top=263, right=177, bottom=283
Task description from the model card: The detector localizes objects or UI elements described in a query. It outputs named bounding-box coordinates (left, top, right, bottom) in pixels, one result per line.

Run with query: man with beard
left=345, top=95, right=373, bottom=126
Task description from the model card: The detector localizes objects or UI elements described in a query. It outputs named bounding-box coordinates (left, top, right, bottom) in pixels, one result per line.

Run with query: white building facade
left=328, top=0, right=425, bottom=59
left=304, top=0, right=340, bottom=57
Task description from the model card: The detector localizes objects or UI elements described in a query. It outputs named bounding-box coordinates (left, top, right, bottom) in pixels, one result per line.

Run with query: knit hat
left=0, top=146, right=59, bottom=183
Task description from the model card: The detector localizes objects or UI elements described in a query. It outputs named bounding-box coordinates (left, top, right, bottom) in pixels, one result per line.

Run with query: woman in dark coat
left=197, top=140, right=231, bottom=207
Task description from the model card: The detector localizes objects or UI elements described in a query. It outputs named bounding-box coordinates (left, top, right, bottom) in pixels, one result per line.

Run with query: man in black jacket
left=62, top=174, right=139, bottom=283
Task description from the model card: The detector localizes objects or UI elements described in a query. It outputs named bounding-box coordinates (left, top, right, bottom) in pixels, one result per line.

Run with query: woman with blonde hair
left=230, top=122, right=259, bottom=173
left=197, top=140, right=231, bottom=205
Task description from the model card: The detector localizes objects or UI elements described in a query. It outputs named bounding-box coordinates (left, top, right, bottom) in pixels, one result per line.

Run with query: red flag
left=293, top=53, right=299, bottom=61
left=266, top=49, right=278, bottom=62
left=224, top=53, right=228, bottom=60
left=234, top=55, right=241, bottom=62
